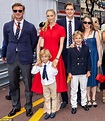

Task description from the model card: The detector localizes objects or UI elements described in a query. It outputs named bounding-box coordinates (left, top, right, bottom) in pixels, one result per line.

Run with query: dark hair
left=12, top=3, right=25, bottom=11
left=39, top=22, right=45, bottom=28
left=82, top=15, right=95, bottom=32
left=64, top=2, right=76, bottom=10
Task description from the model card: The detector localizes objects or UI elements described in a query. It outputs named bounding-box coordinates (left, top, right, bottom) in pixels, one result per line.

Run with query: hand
left=86, top=71, right=91, bottom=77
left=97, top=60, right=102, bottom=67
left=2, top=57, right=6, bottom=63
left=52, top=59, right=58, bottom=68
left=35, top=59, right=42, bottom=67
left=69, top=43, right=75, bottom=48
left=68, top=73, right=72, bottom=79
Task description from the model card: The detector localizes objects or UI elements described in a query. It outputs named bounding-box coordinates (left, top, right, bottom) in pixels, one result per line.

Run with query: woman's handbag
left=96, top=66, right=105, bottom=83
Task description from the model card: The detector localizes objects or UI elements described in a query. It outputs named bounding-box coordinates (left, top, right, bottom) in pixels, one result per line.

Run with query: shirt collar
left=42, top=61, right=50, bottom=66
left=76, top=44, right=82, bottom=48
left=14, top=19, right=24, bottom=24
left=66, top=17, right=74, bottom=23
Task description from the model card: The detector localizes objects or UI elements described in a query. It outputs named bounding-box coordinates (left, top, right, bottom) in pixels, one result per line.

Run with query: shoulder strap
left=93, top=31, right=96, bottom=38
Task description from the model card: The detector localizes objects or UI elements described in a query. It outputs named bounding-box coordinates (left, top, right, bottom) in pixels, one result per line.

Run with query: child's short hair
left=72, top=30, right=83, bottom=40
left=39, top=49, right=52, bottom=59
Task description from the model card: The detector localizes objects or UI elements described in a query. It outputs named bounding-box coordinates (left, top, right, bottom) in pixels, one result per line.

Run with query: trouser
left=70, top=75, right=88, bottom=108
left=43, top=82, right=57, bottom=114
left=8, top=54, right=33, bottom=110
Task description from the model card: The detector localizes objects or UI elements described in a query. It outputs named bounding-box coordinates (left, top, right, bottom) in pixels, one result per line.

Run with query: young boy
left=31, top=49, right=58, bottom=119
left=67, top=31, right=91, bottom=114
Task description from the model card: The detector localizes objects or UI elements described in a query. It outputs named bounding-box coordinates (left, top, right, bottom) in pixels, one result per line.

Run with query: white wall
left=0, top=0, right=57, bottom=48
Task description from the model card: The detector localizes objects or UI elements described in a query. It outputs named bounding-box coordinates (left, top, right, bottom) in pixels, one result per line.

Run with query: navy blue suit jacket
left=2, top=20, right=37, bottom=64
left=57, top=17, right=82, bottom=69
left=67, top=44, right=91, bottom=75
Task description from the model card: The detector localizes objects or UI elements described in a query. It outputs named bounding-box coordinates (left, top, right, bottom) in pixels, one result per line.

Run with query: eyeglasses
left=83, top=21, right=92, bottom=25
left=13, top=10, right=23, bottom=13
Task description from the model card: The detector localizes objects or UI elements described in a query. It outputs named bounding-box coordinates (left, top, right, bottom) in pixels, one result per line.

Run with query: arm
left=30, top=25, right=38, bottom=51
left=95, top=31, right=102, bottom=67
left=31, top=62, right=40, bottom=74
left=2, top=24, right=8, bottom=63
left=52, top=36, right=65, bottom=67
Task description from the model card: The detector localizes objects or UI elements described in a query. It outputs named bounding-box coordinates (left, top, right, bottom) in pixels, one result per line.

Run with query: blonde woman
left=82, top=16, right=102, bottom=107
left=31, top=9, right=67, bottom=110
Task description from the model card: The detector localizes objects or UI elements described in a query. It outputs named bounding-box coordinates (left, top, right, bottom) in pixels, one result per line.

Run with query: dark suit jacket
left=67, top=44, right=91, bottom=75
left=57, top=17, right=82, bottom=69
left=2, top=20, right=37, bottom=64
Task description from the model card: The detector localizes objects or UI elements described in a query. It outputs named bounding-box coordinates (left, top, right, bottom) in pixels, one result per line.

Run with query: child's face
left=41, top=54, right=49, bottom=63
left=74, top=35, right=83, bottom=45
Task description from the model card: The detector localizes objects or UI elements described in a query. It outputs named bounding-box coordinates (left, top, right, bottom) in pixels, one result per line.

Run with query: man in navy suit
left=2, top=3, right=37, bottom=117
left=57, top=2, right=82, bottom=108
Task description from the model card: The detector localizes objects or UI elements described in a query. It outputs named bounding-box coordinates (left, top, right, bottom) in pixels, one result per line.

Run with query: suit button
left=77, top=63, right=79, bottom=65
left=82, top=58, right=83, bottom=59
left=77, top=58, right=79, bottom=59
left=82, top=63, right=84, bottom=65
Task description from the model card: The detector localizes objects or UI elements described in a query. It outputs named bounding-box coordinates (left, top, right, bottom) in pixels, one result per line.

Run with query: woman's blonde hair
left=42, top=9, right=55, bottom=31
left=72, top=30, right=83, bottom=40
left=39, top=49, right=52, bottom=59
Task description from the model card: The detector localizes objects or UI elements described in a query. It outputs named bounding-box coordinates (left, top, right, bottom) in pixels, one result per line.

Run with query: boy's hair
left=64, top=2, right=76, bottom=10
left=72, top=31, right=83, bottom=40
left=39, top=49, right=52, bottom=59
left=12, top=3, right=25, bottom=11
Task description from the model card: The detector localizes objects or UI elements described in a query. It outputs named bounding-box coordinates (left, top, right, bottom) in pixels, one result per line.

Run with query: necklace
left=84, top=30, right=92, bottom=39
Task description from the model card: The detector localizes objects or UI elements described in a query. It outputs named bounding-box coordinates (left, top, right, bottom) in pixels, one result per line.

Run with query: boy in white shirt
left=31, top=49, right=58, bottom=120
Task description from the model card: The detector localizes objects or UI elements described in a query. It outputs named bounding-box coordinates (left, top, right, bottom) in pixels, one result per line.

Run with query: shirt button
left=77, top=63, right=79, bottom=65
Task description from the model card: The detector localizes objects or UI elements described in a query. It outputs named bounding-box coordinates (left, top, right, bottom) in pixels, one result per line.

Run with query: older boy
left=67, top=31, right=91, bottom=114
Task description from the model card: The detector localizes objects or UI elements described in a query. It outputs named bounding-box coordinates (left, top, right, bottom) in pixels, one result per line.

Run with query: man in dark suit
left=2, top=3, right=37, bottom=117
left=57, top=2, right=82, bottom=108
left=67, top=31, right=91, bottom=114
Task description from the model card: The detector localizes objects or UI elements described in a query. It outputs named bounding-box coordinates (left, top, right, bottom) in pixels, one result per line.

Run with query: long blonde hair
left=42, top=9, right=56, bottom=31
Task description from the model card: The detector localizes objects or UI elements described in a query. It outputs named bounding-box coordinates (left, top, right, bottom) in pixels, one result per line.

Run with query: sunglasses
left=94, top=21, right=98, bottom=23
left=83, top=21, right=92, bottom=25
left=13, top=10, right=23, bottom=13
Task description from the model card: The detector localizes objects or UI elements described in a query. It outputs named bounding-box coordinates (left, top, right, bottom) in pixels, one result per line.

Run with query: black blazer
left=57, top=17, right=82, bottom=69
left=67, top=44, right=91, bottom=75
left=2, top=20, right=37, bottom=64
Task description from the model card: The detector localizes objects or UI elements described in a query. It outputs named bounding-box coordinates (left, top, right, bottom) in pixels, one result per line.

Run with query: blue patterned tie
left=69, top=21, right=72, bottom=46
left=15, top=22, right=20, bottom=40
left=42, top=65, right=48, bottom=80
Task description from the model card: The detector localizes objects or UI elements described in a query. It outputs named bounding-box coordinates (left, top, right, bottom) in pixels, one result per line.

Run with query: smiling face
left=12, top=6, right=24, bottom=21
left=41, top=54, right=49, bottom=64
left=65, top=5, right=75, bottom=19
left=46, top=10, right=56, bottom=24
left=73, top=35, right=83, bottom=46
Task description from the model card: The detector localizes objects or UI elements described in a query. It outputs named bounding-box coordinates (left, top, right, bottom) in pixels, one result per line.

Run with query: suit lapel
left=10, top=20, right=16, bottom=39
left=19, top=20, right=27, bottom=39
left=64, top=17, right=67, bottom=34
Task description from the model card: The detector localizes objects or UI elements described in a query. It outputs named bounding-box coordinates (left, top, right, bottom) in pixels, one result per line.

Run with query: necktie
left=15, top=22, right=20, bottom=40
left=69, top=21, right=72, bottom=46
left=77, top=46, right=81, bottom=52
left=42, top=65, right=48, bottom=80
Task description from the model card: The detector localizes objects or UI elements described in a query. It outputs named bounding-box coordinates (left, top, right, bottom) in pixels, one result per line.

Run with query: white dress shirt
left=14, top=19, right=24, bottom=38
left=31, top=61, right=58, bottom=85
left=66, top=17, right=75, bottom=48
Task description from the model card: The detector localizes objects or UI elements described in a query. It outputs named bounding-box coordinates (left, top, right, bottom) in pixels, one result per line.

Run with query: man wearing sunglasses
left=2, top=3, right=37, bottom=117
